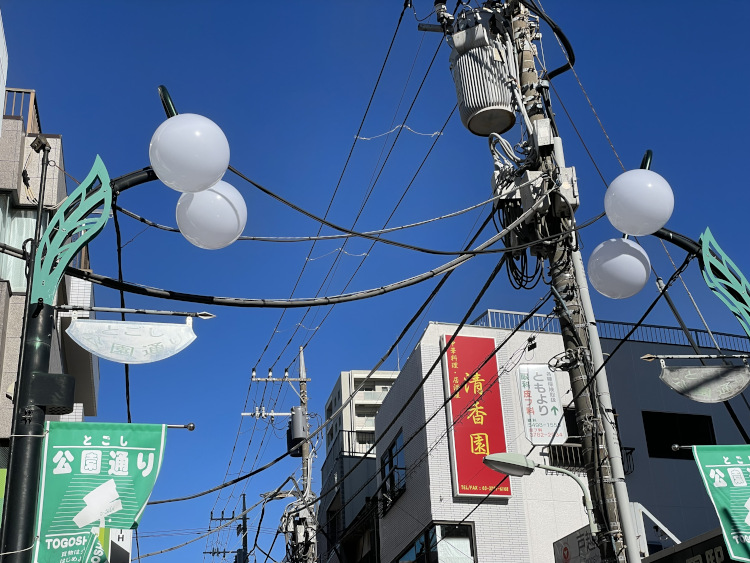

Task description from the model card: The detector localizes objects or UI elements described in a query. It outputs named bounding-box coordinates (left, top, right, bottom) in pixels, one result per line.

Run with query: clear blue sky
left=1, top=1, right=749, bottom=561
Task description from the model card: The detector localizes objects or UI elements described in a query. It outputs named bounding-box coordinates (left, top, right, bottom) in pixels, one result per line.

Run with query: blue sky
left=2, top=1, right=750, bottom=561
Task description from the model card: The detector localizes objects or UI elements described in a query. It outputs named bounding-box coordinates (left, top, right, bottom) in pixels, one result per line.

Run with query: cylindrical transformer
left=449, top=10, right=516, bottom=136
left=287, top=406, right=307, bottom=457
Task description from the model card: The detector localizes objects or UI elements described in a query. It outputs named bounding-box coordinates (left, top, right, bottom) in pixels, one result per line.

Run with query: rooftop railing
left=4, top=88, right=41, bottom=134
left=472, top=309, right=750, bottom=353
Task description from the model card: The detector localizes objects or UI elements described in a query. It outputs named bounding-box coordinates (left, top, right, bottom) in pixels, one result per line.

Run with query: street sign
left=660, top=364, right=750, bottom=403
left=66, top=318, right=196, bottom=364
left=442, top=334, right=512, bottom=497
left=553, top=525, right=601, bottom=563
left=33, top=422, right=166, bottom=563
left=693, top=444, right=750, bottom=562
left=518, top=365, right=568, bottom=445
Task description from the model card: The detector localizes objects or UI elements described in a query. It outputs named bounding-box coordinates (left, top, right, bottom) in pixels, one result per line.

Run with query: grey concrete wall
left=0, top=117, right=23, bottom=193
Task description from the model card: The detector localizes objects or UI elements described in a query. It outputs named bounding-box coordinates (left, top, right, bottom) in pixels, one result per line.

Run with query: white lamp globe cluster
left=149, top=114, right=247, bottom=249
left=588, top=169, right=674, bottom=299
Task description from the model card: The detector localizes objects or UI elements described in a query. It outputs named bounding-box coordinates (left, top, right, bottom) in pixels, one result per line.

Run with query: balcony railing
left=4, top=88, right=41, bottom=134
left=328, top=429, right=376, bottom=458
left=545, top=443, right=636, bottom=475
left=357, top=390, right=389, bottom=402
left=472, top=309, right=750, bottom=352
left=355, top=417, right=376, bottom=431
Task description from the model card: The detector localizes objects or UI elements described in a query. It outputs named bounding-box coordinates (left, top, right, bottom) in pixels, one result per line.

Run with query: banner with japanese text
left=442, top=334, right=511, bottom=497
left=694, top=445, right=750, bottom=562
left=33, top=422, right=166, bottom=563
left=518, top=365, right=567, bottom=445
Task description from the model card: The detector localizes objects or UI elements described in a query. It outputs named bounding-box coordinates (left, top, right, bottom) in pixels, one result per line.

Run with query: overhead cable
left=148, top=212, right=496, bottom=505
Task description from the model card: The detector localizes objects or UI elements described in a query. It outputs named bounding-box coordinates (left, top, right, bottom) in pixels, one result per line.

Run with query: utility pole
left=240, top=493, right=248, bottom=563
left=205, top=494, right=248, bottom=563
left=243, top=347, right=316, bottom=562
left=431, top=1, right=641, bottom=561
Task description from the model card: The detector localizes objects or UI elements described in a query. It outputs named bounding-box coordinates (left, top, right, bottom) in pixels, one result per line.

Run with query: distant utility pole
left=244, top=347, right=316, bottom=562
left=205, top=494, right=248, bottom=563
left=429, top=1, right=640, bottom=561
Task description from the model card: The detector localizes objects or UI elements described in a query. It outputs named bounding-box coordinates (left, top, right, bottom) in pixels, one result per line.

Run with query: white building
left=320, top=309, right=749, bottom=562
left=320, top=370, right=399, bottom=562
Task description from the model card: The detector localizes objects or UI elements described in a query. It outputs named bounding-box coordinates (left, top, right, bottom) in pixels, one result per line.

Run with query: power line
left=147, top=212, right=500, bottom=506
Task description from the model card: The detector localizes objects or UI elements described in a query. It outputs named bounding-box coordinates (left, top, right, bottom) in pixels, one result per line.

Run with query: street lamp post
left=483, top=453, right=599, bottom=538
left=0, top=86, right=245, bottom=563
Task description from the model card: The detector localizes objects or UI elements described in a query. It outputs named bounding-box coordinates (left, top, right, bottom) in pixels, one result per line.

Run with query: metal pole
left=1, top=140, right=52, bottom=563
left=298, top=347, right=316, bottom=563
left=550, top=249, right=623, bottom=561
left=0, top=166, right=157, bottom=563
left=1, top=304, right=55, bottom=563
left=242, top=493, right=248, bottom=563
left=572, top=250, right=642, bottom=562
left=300, top=347, right=309, bottom=499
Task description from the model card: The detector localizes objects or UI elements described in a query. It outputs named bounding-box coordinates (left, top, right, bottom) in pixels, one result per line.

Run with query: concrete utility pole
left=511, top=4, right=637, bottom=561
left=244, top=348, right=316, bottom=562
left=434, top=1, right=641, bottom=560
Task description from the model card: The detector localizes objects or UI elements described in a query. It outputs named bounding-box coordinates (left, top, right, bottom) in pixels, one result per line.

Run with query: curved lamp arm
left=537, top=463, right=600, bottom=536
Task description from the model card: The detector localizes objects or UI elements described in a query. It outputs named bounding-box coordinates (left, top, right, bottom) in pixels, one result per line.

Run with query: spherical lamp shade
left=604, top=169, right=674, bottom=236
left=149, top=113, right=230, bottom=193
left=176, top=181, right=247, bottom=249
left=588, top=238, right=651, bottom=299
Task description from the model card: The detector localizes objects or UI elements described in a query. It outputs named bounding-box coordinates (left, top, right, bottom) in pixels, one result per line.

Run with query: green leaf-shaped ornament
left=699, top=227, right=750, bottom=339
left=31, top=155, right=112, bottom=304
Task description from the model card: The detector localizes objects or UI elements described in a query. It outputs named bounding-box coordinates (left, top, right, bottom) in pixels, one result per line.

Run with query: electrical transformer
left=448, top=8, right=517, bottom=136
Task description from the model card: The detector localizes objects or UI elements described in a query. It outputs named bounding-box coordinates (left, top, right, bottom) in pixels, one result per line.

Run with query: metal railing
left=327, top=430, right=376, bottom=458
left=545, top=443, right=636, bottom=475
left=472, top=309, right=750, bottom=352
left=546, top=443, right=585, bottom=473
left=472, top=309, right=561, bottom=334
left=595, top=320, right=750, bottom=353
left=356, top=390, right=389, bottom=402
left=4, top=88, right=41, bottom=134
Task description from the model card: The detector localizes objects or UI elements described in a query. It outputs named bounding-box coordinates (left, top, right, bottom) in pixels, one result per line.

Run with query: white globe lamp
left=588, top=238, right=651, bottom=299
left=176, top=181, right=247, bottom=249
left=604, top=169, right=674, bottom=236
left=149, top=113, right=230, bottom=193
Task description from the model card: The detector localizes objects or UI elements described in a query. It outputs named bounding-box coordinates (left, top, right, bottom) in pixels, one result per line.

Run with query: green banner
left=81, top=533, right=108, bottom=563
left=33, top=422, right=166, bottom=563
left=694, top=445, right=750, bottom=562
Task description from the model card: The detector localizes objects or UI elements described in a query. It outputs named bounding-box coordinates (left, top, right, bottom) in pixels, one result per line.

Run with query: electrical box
left=553, top=166, right=579, bottom=217
left=287, top=406, right=307, bottom=457
left=517, top=170, right=549, bottom=219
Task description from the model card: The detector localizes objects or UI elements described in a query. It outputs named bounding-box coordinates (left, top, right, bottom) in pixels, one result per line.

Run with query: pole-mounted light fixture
left=483, top=452, right=600, bottom=537
left=0, top=85, right=245, bottom=563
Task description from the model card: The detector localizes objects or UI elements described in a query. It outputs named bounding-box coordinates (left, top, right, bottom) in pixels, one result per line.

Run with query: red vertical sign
left=443, top=334, right=511, bottom=497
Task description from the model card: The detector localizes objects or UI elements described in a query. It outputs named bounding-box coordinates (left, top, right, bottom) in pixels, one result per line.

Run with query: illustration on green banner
left=33, top=422, right=166, bottom=563
left=694, top=444, right=750, bottom=562
left=80, top=533, right=108, bottom=563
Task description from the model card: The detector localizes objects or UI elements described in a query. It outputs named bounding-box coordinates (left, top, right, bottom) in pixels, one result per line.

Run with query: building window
left=0, top=194, right=44, bottom=292
left=642, top=411, right=716, bottom=460
left=381, top=430, right=406, bottom=512
left=395, top=523, right=475, bottom=563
